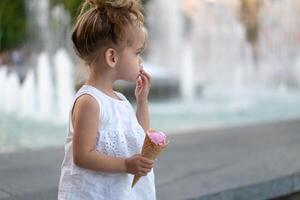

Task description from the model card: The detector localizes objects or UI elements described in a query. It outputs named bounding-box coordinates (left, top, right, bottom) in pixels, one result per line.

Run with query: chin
left=131, top=74, right=139, bottom=82
left=119, top=72, right=139, bottom=82
left=122, top=77, right=136, bottom=82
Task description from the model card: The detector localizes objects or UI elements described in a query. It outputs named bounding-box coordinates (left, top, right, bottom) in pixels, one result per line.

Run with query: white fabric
left=58, top=85, right=156, bottom=200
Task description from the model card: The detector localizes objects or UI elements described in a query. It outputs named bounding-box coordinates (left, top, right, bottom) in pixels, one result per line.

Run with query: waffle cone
left=131, top=133, right=167, bottom=188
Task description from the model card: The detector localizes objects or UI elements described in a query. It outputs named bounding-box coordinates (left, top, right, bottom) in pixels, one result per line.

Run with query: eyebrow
left=137, top=42, right=146, bottom=51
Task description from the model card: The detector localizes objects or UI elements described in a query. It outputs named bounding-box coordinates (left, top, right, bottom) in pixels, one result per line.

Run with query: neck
left=85, top=66, right=116, bottom=95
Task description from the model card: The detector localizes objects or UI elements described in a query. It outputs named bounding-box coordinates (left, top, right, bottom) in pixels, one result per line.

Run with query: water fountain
left=54, top=49, right=75, bottom=121
left=258, top=0, right=300, bottom=87
left=145, top=0, right=300, bottom=133
left=146, top=0, right=193, bottom=100
left=0, top=67, right=8, bottom=110
left=20, top=69, right=36, bottom=117
left=36, top=53, right=54, bottom=119
left=26, top=0, right=51, bottom=52
left=146, top=0, right=253, bottom=100
left=147, top=0, right=300, bottom=91
left=4, top=71, right=20, bottom=113
left=0, top=51, right=74, bottom=121
left=0, top=0, right=75, bottom=122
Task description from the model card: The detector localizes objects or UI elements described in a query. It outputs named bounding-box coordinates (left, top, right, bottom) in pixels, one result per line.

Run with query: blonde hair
left=72, top=0, right=144, bottom=64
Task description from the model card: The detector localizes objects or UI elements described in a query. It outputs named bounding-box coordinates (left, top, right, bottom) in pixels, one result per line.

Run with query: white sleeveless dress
left=58, top=85, right=156, bottom=200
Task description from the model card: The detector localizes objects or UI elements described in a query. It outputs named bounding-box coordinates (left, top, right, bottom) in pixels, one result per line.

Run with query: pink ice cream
left=147, top=130, right=167, bottom=146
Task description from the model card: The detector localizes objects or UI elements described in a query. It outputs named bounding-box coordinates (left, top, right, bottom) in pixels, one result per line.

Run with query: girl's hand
left=125, top=154, right=154, bottom=176
left=135, top=69, right=151, bottom=103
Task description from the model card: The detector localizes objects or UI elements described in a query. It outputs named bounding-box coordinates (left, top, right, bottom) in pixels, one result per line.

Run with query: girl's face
left=115, top=27, right=146, bottom=82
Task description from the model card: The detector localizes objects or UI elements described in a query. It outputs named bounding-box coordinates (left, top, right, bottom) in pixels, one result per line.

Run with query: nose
left=139, top=59, right=143, bottom=70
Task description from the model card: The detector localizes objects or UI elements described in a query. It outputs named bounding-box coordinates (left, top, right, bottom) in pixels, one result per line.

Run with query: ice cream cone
left=131, top=131, right=168, bottom=188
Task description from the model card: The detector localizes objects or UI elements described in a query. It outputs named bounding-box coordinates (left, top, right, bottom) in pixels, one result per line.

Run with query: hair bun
left=86, top=0, right=136, bottom=10
left=85, top=0, right=105, bottom=9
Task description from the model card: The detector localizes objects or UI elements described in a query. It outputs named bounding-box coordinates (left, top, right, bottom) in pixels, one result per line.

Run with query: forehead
left=127, top=26, right=146, bottom=47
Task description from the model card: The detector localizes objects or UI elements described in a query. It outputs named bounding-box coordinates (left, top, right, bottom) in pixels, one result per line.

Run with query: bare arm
left=135, top=69, right=151, bottom=132
left=72, top=95, right=127, bottom=173
left=136, top=99, right=150, bottom=132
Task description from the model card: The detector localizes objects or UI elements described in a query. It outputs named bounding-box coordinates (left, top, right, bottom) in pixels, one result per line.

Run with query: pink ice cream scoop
left=147, top=130, right=167, bottom=146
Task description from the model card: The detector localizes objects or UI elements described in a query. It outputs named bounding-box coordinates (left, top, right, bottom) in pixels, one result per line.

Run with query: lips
left=136, top=74, right=142, bottom=86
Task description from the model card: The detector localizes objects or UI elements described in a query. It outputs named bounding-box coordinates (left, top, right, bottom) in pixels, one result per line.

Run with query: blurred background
left=1, top=0, right=300, bottom=154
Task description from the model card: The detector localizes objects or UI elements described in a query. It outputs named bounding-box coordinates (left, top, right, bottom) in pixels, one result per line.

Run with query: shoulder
left=73, top=94, right=100, bottom=117
left=72, top=94, right=100, bottom=131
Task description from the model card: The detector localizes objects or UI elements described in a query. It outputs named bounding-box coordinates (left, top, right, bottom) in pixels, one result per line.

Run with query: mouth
left=136, top=74, right=143, bottom=86
left=136, top=69, right=143, bottom=79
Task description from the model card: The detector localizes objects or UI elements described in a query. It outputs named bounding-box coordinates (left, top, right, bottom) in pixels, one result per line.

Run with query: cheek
left=130, top=65, right=140, bottom=79
left=128, top=55, right=140, bottom=71
left=118, top=63, right=139, bottom=81
left=130, top=64, right=140, bottom=80
left=118, top=52, right=140, bottom=80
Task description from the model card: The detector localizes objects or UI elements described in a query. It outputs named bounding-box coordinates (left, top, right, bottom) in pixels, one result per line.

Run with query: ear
left=104, top=48, right=118, bottom=68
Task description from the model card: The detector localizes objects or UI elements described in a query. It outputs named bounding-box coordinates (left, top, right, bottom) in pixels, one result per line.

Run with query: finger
left=140, top=73, right=149, bottom=86
left=140, top=162, right=154, bottom=169
left=141, top=157, right=154, bottom=165
left=141, top=73, right=151, bottom=88
left=138, top=171, right=148, bottom=176
left=140, top=165, right=153, bottom=172
left=141, top=70, right=151, bottom=83
left=140, top=165, right=152, bottom=171
left=136, top=76, right=143, bottom=87
left=140, top=167, right=151, bottom=174
left=140, top=170, right=151, bottom=176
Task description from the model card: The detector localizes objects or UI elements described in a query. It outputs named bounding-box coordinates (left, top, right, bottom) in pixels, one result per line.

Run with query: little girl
left=58, top=0, right=156, bottom=199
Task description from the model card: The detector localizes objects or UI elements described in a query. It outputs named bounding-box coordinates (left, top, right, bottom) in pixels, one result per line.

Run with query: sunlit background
left=1, top=0, right=300, bottom=153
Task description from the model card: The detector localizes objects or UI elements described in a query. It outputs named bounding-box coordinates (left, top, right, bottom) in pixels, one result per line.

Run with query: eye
left=137, top=48, right=145, bottom=55
left=136, top=46, right=145, bottom=55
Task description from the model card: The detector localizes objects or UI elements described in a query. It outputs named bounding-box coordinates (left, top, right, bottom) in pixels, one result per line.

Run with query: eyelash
left=136, top=47, right=145, bottom=55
